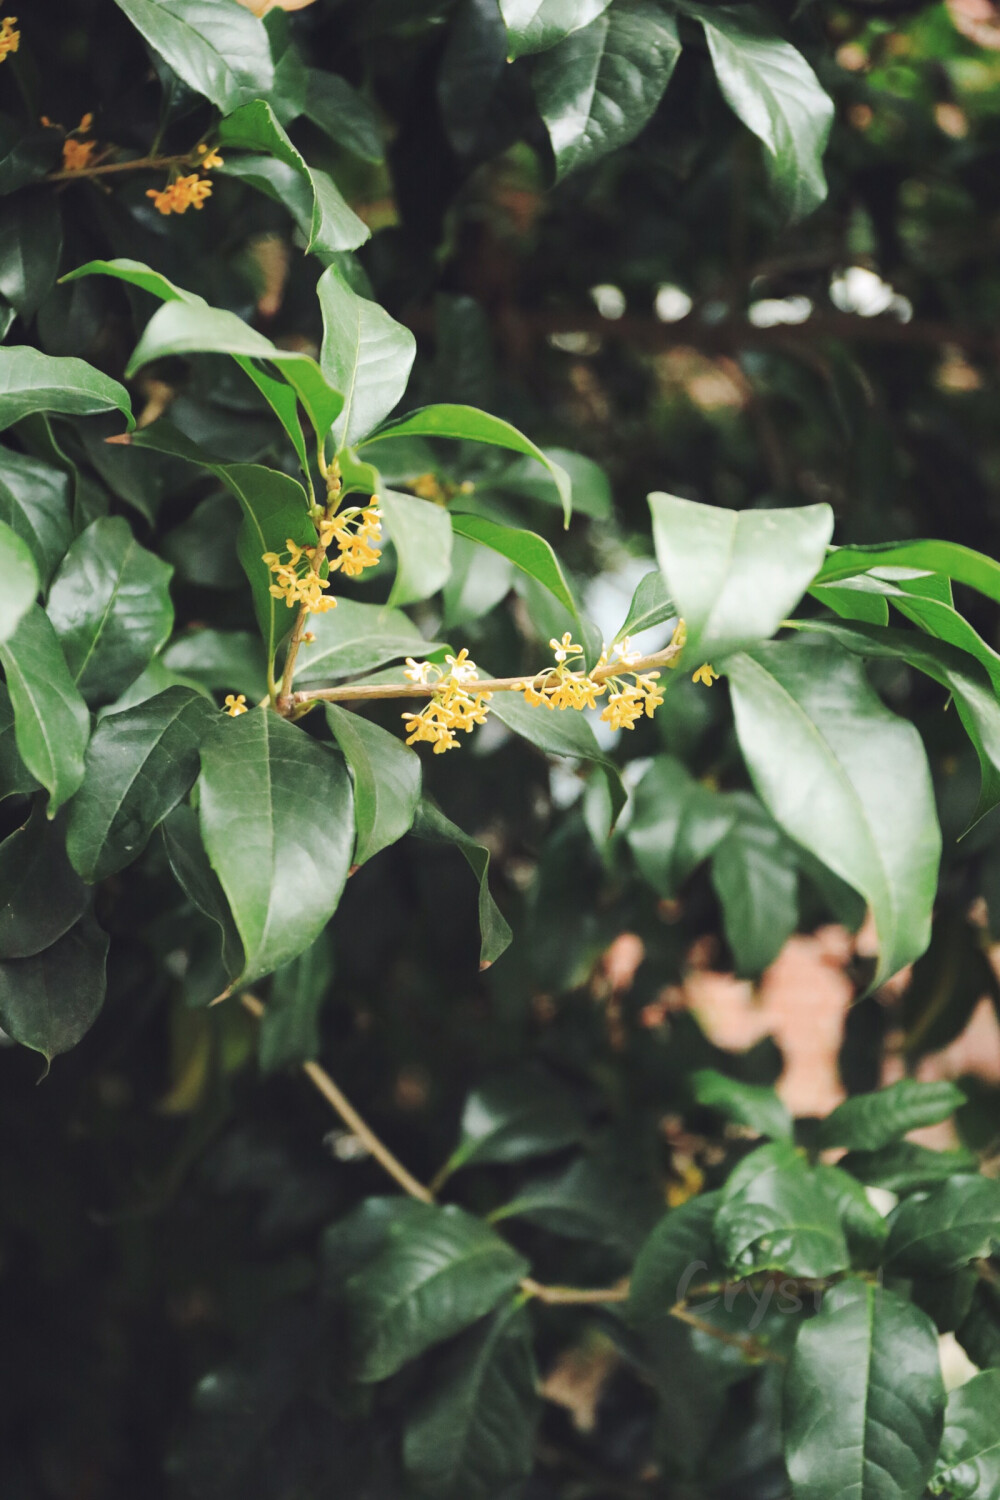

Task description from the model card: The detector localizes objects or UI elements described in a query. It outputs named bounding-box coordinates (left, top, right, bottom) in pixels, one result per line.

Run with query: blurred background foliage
left=4, top=0, right=1000, bottom=1495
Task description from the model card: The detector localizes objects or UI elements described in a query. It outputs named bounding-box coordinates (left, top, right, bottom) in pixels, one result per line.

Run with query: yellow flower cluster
left=319, top=500, right=382, bottom=578
left=224, top=694, right=248, bottom=717
left=0, top=16, right=19, bottom=61
left=263, top=538, right=338, bottom=614
left=410, top=472, right=474, bottom=504
left=692, top=663, right=719, bottom=687
left=401, top=650, right=492, bottom=755
left=146, top=148, right=221, bottom=216
left=516, top=634, right=664, bottom=730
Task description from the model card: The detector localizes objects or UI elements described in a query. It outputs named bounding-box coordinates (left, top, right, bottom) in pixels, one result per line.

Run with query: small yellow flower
left=404, top=658, right=434, bottom=684
left=196, top=144, right=224, bottom=169
left=692, top=663, right=719, bottom=687
left=146, top=173, right=212, bottom=215
left=601, top=686, right=644, bottom=732
left=610, top=636, right=641, bottom=666
left=61, top=136, right=97, bottom=172
left=549, top=633, right=582, bottom=664
left=224, top=694, right=248, bottom=717
left=445, top=648, right=479, bottom=684
left=0, top=16, right=20, bottom=61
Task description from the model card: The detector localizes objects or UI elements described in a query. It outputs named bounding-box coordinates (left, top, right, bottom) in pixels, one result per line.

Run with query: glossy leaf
left=367, top=405, right=573, bottom=525
left=0, top=446, right=73, bottom=587
left=0, top=604, right=90, bottom=814
left=0, top=518, right=38, bottom=644
left=629, top=1193, right=723, bottom=1326
left=0, top=346, right=132, bottom=432
left=325, top=704, right=421, bottom=865
left=345, top=1202, right=528, bottom=1381
left=294, top=597, right=443, bottom=684
left=817, top=1079, right=966, bottom=1152
left=442, top=1067, right=587, bottom=1179
left=0, top=191, right=62, bottom=319
left=684, top=2, right=835, bottom=221
left=495, top=447, right=610, bottom=519
left=817, top=538, right=1000, bottom=604
left=499, top=0, right=612, bottom=58
left=714, top=1141, right=848, bottom=1278
left=160, top=803, right=243, bottom=979
left=628, top=755, right=735, bottom=897
left=442, top=536, right=513, bottom=627
left=318, top=265, right=416, bottom=448
left=0, top=802, right=87, bottom=959
left=66, top=687, right=215, bottom=883
left=111, top=0, right=275, bottom=113
left=0, top=683, right=37, bottom=801
left=47, top=517, right=174, bottom=705
left=0, top=911, right=108, bottom=1061
left=411, top=799, right=512, bottom=967
left=259, top=930, right=334, bottom=1073
left=197, top=710, right=353, bottom=984
left=615, top=567, right=676, bottom=641
left=690, top=1069, right=793, bottom=1142
left=783, top=1280, right=944, bottom=1500
left=450, top=513, right=595, bottom=654
left=841, top=1142, right=979, bottom=1195
left=885, top=1176, right=1000, bottom=1275
left=649, top=491, right=833, bottom=665
left=304, top=70, right=384, bottom=162
left=220, top=464, right=315, bottom=667
left=726, top=637, right=940, bottom=988
left=710, top=794, right=798, bottom=976
left=403, top=1303, right=538, bottom=1500
left=161, top=629, right=267, bottom=703
left=535, top=3, right=680, bottom=179
left=381, top=489, right=453, bottom=607
left=931, top=1369, right=1000, bottom=1500
left=489, top=691, right=627, bottom=828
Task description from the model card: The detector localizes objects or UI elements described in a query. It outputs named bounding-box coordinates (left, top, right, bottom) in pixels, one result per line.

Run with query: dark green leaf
left=304, top=70, right=384, bottom=161
left=818, top=1080, right=966, bottom=1152
left=628, top=755, right=735, bottom=897
left=535, top=3, right=680, bottom=178
left=198, top=710, right=353, bottom=984
left=629, top=1193, right=723, bottom=1326
left=293, top=596, right=443, bottom=684
left=442, top=1067, right=587, bottom=1179
left=66, top=687, right=215, bottom=882
left=0, top=911, right=108, bottom=1060
left=325, top=704, right=421, bottom=865
left=499, top=0, right=612, bottom=58
left=886, top=1176, right=1000, bottom=1275
left=489, top=691, right=627, bottom=830
left=403, top=1303, right=538, bottom=1500
left=162, top=629, right=267, bottom=702
left=649, top=491, right=832, bottom=665
left=47, top=517, right=174, bottom=705
left=690, top=1070, right=793, bottom=1141
left=615, top=568, right=675, bottom=641
left=0, top=446, right=73, bottom=587
left=450, top=512, right=594, bottom=653
left=259, top=929, right=334, bottom=1073
left=111, top=0, right=275, bottom=112
left=161, top=803, right=243, bottom=979
left=0, top=346, right=132, bottom=432
left=318, top=265, right=416, bottom=448
left=0, top=518, right=38, bottom=643
left=727, top=637, right=940, bottom=988
left=0, top=683, right=37, bottom=801
left=783, top=1280, right=944, bottom=1500
left=0, top=603, right=89, bottom=814
left=841, top=1142, right=979, bottom=1195
left=0, top=191, right=62, bottom=319
left=813, top=1164, right=888, bottom=1267
left=411, top=799, right=512, bottom=967
left=0, top=802, right=86, bottom=958
left=714, top=1141, right=848, bottom=1278
left=710, top=795, right=798, bottom=976
left=931, top=1368, right=1000, bottom=1499
left=346, top=1202, right=528, bottom=1381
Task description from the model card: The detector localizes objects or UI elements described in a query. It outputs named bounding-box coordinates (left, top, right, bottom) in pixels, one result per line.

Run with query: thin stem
left=521, top=1277, right=629, bottom=1305
left=668, top=1303, right=785, bottom=1363
left=290, top=641, right=686, bottom=708
left=47, top=151, right=194, bottom=182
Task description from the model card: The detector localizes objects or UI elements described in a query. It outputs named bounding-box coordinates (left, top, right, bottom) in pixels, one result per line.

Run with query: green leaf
left=0, top=191, right=62, bottom=319
left=499, top=0, right=612, bottom=59
left=534, top=3, right=680, bottom=179
left=0, top=346, right=132, bottom=433
left=442, top=1067, right=587, bottom=1179
left=495, top=447, right=610, bottom=519
left=219, top=464, right=316, bottom=668
left=381, top=490, right=454, bottom=607
left=65, top=687, right=216, bottom=883
left=615, top=568, right=676, bottom=641
left=649, top=492, right=833, bottom=666
left=304, top=70, right=385, bottom=162
left=931, top=1369, right=1000, bottom=1500
left=783, top=1280, right=945, bottom=1500
left=345, top=1202, right=528, bottom=1381
left=488, top=691, right=627, bottom=830
left=367, top=405, right=573, bottom=525
left=813, top=1164, right=888, bottom=1267
left=0, top=802, right=87, bottom=959
left=259, top=929, right=334, bottom=1073
left=325, top=705, right=421, bottom=865
left=683, top=3, right=834, bottom=221
left=841, top=1142, right=979, bottom=1195
left=450, top=513, right=594, bottom=655
left=811, top=578, right=891, bottom=627
left=0, top=683, right=37, bottom=801
left=710, top=794, right=798, bottom=976
left=817, top=538, right=1000, bottom=604
left=403, top=1303, right=538, bottom=1500
left=690, top=1070, right=793, bottom=1142
left=46, top=517, right=174, bottom=706
left=161, top=803, right=243, bottom=979
left=726, top=637, right=940, bottom=988
left=714, top=1141, right=849, bottom=1278
left=162, top=629, right=267, bottom=703
left=0, top=447, right=73, bottom=587
left=886, top=1176, right=1000, bottom=1275
left=629, top=1193, right=722, bottom=1326
left=0, top=911, right=108, bottom=1060
left=0, top=116, right=59, bottom=196
left=111, top=0, right=275, bottom=112
left=318, top=265, right=416, bottom=448
left=0, top=604, right=90, bottom=814
left=197, top=709, right=353, bottom=985
left=627, top=755, right=735, bottom=897
left=294, top=597, right=443, bottom=684
left=0, top=518, right=38, bottom=644
left=217, top=100, right=369, bottom=257
left=818, top=1080, right=967, bottom=1152
left=492, top=1138, right=659, bottom=1256
left=411, top=799, right=512, bottom=967
left=442, top=536, right=513, bottom=628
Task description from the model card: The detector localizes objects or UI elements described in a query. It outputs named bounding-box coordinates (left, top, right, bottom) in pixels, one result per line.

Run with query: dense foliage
left=3, top=0, right=1000, bottom=1495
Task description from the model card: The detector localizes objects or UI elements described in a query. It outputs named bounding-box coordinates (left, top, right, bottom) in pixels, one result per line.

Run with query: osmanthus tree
left=3, top=1, right=1000, bottom=1496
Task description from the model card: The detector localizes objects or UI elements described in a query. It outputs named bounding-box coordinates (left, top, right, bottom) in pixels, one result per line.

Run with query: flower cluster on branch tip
left=146, top=145, right=223, bottom=215
left=401, top=651, right=492, bottom=754
left=261, top=497, right=383, bottom=620
left=0, top=16, right=18, bottom=61
left=517, top=633, right=667, bottom=729
left=40, top=113, right=98, bottom=171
